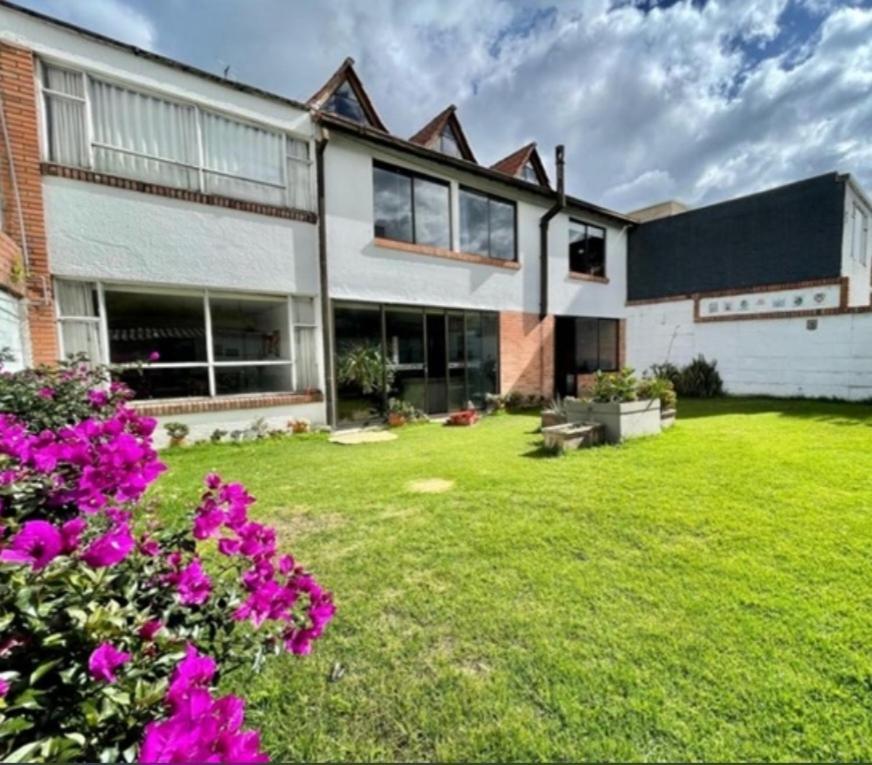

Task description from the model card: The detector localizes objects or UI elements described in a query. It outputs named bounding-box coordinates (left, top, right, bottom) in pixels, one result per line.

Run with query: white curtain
left=43, top=65, right=88, bottom=167
left=294, top=327, right=318, bottom=389
left=56, top=280, right=96, bottom=317
left=56, top=281, right=102, bottom=362
left=89, top=78, right=198, bottom=189
left=202, top=111, right=284, bottom=205
left=286, top=138, right=312, bottom=212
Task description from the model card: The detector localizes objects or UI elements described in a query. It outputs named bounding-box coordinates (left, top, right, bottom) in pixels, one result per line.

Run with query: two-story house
left=308, top=59, right=633, bottom=425
left=0, top=1, right=326, bottom=437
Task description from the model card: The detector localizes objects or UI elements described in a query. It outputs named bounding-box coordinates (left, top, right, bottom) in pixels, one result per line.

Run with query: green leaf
left=29, top=658, right=61, bottom=684
left=4, top=740, right=42, bottom=763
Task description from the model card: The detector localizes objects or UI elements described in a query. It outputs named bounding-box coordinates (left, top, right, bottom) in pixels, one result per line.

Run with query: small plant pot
left=169, top=437, right=186, bottom=448
left=445, top=409, right=478, bottom=427
left=387, top=412, right=407, bottom=428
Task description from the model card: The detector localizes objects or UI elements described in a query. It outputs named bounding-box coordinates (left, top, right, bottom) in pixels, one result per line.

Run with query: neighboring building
left=0, top=1, right=325, bottom=440
left=308, top=58, right=633, bottom=424
left=626, top=173, right=872, bottom=400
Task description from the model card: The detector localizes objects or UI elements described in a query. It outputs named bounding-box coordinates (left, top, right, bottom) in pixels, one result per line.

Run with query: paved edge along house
left=1, top=1, right=871, bottom=443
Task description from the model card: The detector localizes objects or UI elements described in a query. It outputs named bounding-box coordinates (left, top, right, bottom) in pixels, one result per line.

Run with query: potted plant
left=163, top=421, right=190, bottom=447
left=445, top=408, right=478, bottom=427
left=386, top=398, right=428, bottom=428
left=567, top=368, right=661, bottom=443
left=638, top=376, right=678, bottom=429
left=289, top=418, right=311, bottom=434
left=541, top=395, right=568, bottom=429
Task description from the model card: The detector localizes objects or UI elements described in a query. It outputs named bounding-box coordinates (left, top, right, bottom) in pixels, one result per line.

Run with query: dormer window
left=439, top=125, right=462, bottom=158
left=521, top=161, right=539, bottom=184
left=324, top=81, right=367, bottom=124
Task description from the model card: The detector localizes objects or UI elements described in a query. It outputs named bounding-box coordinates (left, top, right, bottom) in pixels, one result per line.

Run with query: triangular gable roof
left=490, top=143, right=550, bottom=188
left=307, top=57, right=388, bottom=132
left=408, top=105, right=477, bottom=163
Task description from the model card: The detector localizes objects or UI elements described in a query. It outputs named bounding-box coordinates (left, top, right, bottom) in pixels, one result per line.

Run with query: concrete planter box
left=541, top=410, right=568, bottom=429
left=541, top=422, right=605, bottom=452
left=661, top=408, right=676, bottom=430
left=564, top=398, right=591, bottom=423
left=587, top=398, right=662, bottom=443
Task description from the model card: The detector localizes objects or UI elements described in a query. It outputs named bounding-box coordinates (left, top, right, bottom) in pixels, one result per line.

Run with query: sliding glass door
left=333, top=301, right=499, bottom=425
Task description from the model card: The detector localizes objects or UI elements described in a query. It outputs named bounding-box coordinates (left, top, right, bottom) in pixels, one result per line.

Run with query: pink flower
left=217, top=537, right=240, bottom=556
left=60, top=517, right=87, bottom=554
left=87, top=389, right=109, bottom=408
left=139, top=535, right=160, bottom=557
left=81, top=523, right=134, bottom=568
left=0, top=520, right=62, bottom=570
left=0, top=678, right=9, bottom=698
left=148, top=351, right=160, bottom=362
left=138, top=619, right=163, bottom=641
left=88, top=642, right=131, bottom=683
left=204, top=473, right=222, bottom=490
left=166, top=644, right=216, bottom=714
left=37, top=386, right=55, bottom=400
left=176, top=559, right=212, bottom=606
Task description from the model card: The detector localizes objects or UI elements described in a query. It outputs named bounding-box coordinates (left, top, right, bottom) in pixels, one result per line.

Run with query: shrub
left=637, top=376, right=678, bottom=411
left=209, top=428, right=227, bottom=444
left=164, top=422, right=190, bottom=445
left=591, top=368, right=638, bottom=403
left=0, top=358, right=335, bottom=761
left=676, top=355, right=723, bottom=398
left=387, top=398, right=428, bottom=423
left=289, top=418, right=311, bottom=434
left=336, top=343, right=394, bottom=397
left=649, top=362, right=681, bottom=387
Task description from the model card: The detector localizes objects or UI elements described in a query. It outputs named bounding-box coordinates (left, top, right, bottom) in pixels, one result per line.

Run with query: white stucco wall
left=44, top=178, right=319, bottom=295
left=324, top=135, right=628, bottom=320
left=841, top=180, right=872, bottom=308
left=626, top=298, right=872, bottom=401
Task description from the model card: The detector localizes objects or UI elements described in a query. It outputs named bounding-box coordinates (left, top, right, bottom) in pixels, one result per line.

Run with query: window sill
left=568, top=272, right=609, bottom=284
left=133, top=390, right=323, bottom=417
left=374, top=237, right=520, bottom=270
left=41, top=163, right=318, bottom=224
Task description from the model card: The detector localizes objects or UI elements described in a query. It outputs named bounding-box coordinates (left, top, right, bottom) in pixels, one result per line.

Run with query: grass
left=153, top=398, right=872, bottom=761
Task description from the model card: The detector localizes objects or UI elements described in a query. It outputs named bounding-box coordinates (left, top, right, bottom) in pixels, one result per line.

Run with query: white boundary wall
left=626, top=299, right=872, bottom=401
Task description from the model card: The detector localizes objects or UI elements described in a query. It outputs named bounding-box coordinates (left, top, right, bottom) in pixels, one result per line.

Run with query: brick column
left=0, top=42, right=57, bottom=364
left=499, top=311, right=554, bottom=398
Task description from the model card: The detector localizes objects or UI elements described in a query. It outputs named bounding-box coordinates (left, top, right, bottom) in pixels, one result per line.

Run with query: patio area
left=154, top=398, right=872, bottom=761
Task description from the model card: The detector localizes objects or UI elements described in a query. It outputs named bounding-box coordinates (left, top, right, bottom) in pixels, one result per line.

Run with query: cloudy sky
left=16, top=0, right=872, bottom=212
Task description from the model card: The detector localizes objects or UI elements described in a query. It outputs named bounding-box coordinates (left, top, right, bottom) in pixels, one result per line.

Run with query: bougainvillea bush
left=0, top=359, right=334, bottom=762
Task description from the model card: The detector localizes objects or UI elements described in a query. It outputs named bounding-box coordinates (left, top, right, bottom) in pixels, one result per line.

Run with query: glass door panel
left=385, top=308, right=426, bottom=412
left=425, top=311, right=447, bottom=414
left=334, top=303, right=383, bottom=425
left=447, top=312, right=466, bottom=411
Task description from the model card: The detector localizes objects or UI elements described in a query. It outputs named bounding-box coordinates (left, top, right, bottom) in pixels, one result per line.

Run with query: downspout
left=315, top=127, right=337, bottom=427
left=539, top=144, right=565, bottom=320
left=538, top=145, right=565, bottom=395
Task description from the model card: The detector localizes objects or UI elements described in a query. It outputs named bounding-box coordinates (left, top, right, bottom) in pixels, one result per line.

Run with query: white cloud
left=14, top=0, right=872, bottom=212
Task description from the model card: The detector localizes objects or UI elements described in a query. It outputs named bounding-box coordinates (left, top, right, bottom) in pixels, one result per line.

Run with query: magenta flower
left=176, top=559, right=212, bottom=606
left=139, top=535, right=160, bottom=557
left=148, top=351, right=160, bottom=362
left=217, top=537, right=240, bottom=556
left=0, top=678, right=9, bottom=698
left=37, top=386, right=55, bottom=400
left=87, top=389, right=109, bottom=408
left=0, top=520, right=63, bottom=570
left=60, top=517, right=87, bottom=554
left=138, top=619, right=163, bottom=641
left=88, top=642, right=131, bottom=683
left=81, top=523, right=134, bottom=568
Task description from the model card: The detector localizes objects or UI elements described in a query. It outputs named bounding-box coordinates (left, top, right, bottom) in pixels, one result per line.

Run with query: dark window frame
left=569, top=218, right=607, bottom=277
left=373, top=160, right=451, bottom=248
left=458, top=186, right=518, bottom=262
left=575, top=317, right=619, bottom=373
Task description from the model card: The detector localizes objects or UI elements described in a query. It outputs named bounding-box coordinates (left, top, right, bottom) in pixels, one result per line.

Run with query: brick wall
left=0, top=231, right=24, bottom=297
left=499, top=311, right=554, bottom=398
left=0, top=42, right=57, bottom=363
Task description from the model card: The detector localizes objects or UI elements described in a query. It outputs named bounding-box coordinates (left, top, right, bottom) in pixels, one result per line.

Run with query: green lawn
left=154, top=398, right=872, bottom=762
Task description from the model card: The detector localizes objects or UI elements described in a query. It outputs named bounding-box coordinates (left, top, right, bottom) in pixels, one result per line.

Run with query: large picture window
left=373, top=163, right=450, bottom=249
left=574, top=317, right=619, bottom=373
left=569, top=220, right=606, bottom=277
left=459, top=188, right=516, bottom=261
left=39, top=61, right=313, bottom=211
left=55, top=280, right=319, bottom=400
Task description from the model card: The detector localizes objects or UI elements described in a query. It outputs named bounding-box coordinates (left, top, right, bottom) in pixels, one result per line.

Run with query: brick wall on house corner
left=0, top=42, right=57, bottom=364
left=499, top=311, right=554, bottom=398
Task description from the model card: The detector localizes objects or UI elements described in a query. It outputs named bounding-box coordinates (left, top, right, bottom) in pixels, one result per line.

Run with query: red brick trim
left=133, top=390, right=323, bottom=417
left=41, top=163, right=318, bottom=224
left=0, top=232, right=25, bottom=297
left=628, top=276, right=845, bottom=307
left=568, top=272, right=609, bottom=284
left=374, top=237, right=521, bottom=270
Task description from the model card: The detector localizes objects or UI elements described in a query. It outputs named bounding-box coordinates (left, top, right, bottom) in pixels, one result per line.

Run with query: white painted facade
left=323, top=133, right=628, bottom=319
left=842, top=178, right=872, bottom=308
left=0, top=4, right=326, bottom=423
